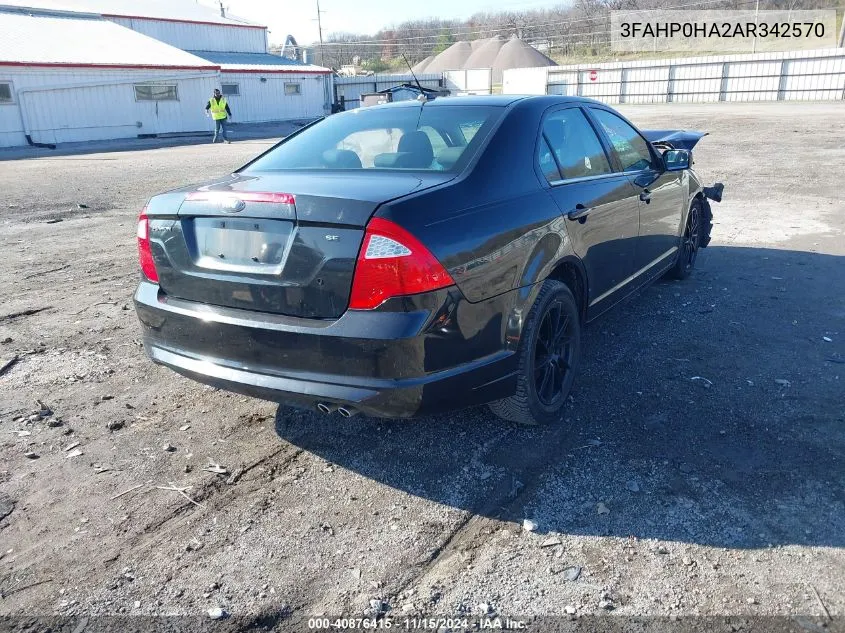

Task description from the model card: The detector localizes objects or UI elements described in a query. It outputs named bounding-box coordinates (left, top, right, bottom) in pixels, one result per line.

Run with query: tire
left=670, top=197, right=704, bottom=280
left=699, top=198, right=714, bottom=248
left=489, top=280, right=581, bottom=425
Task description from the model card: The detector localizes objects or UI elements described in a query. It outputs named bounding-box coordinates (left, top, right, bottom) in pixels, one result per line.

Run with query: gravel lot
left=0, top=102, right=843, bottom=630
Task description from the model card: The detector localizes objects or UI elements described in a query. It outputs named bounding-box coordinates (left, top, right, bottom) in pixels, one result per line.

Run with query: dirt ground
left=0, top=102, right=843, bottom=630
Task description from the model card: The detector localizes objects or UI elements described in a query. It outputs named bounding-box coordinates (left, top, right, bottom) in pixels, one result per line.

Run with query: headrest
left=322, top=149, right=362, bottom=169
left=396, top=131, right=434, bottom=168
left=373, top=153, right=401, bottom=168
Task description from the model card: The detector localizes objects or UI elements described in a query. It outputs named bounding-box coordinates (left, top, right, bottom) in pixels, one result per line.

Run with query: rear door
left=539, top=106, right=641, bottom=312
left=588, top=107, right=686, bottom=273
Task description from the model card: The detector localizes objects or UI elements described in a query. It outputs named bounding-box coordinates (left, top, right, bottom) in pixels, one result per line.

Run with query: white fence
left=502, top=48, right=845, bottom=103
left=443, top=69, right=493, bottom=95
left=333, top=49, right=844, bottom=111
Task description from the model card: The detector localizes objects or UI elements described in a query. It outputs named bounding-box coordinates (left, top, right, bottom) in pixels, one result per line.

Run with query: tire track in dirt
left=133, top=444, right=304, bottom=545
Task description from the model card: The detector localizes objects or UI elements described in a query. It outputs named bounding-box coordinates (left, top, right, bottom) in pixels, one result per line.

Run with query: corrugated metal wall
left=503, top=48, right=845, bottom=103
left=0, top=79, right=27, bottom=147
left=220, top=72, right=329, bottom=122
left=107, top=17, right=266, bottom=54
left=0, top=67, right=218, bottom=147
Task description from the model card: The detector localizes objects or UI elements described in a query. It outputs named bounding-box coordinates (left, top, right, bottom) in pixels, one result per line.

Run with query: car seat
left=396, top=131, right=434, bottom=169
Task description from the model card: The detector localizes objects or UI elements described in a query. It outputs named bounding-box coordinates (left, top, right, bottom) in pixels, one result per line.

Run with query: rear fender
left=505, top=253, right=589, bottom=350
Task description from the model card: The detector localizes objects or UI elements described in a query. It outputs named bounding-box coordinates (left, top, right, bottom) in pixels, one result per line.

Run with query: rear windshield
left=244, top=104, right=503, bottom=173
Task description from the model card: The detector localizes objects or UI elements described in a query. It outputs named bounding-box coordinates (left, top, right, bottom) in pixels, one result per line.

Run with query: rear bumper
left=134, top=282, right=519, bottom=418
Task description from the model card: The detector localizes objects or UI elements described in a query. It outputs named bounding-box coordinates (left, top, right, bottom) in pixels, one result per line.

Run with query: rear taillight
left=349, top=217, right=454, bottom=310
left=137, top=211, right=158, bottom=283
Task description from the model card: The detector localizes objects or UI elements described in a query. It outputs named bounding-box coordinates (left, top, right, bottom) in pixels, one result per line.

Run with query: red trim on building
left=221, top=68, right=333, bottom=75
left=0, top=61, right=221, bottom=71
left=102, top=14, right=266, bottom=30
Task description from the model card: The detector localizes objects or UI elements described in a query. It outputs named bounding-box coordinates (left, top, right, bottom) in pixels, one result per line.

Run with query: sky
left=216, top=0, right=564, bottom=46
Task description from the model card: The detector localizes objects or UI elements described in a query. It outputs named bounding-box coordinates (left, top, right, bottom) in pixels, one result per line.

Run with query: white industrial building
left=193, top=51, right=334, bottom=123
left=0, top=0, right=332, bottom=148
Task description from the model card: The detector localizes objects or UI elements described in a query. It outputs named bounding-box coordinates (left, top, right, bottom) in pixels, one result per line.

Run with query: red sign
left=589, top=70, right=598, bottom=82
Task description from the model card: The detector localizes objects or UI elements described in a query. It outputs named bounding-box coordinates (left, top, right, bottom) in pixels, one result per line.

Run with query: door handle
left=639, top=189, right=652, bottom=203
left=567, top=204, right=590, bottom=223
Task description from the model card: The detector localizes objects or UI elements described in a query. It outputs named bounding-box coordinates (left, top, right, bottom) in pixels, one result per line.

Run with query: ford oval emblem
left=220, top=196, right=245, bottom=214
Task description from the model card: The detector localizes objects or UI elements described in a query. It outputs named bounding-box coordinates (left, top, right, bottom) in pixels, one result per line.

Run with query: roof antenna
left=402, top=53, right=427, bottom=101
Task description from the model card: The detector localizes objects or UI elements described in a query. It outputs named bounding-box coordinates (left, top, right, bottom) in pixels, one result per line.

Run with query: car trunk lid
left=148, top=171, right=449, bottom=318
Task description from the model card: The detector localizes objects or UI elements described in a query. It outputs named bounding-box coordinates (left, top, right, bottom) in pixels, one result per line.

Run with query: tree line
left=308, top=0, right=834, bottom=70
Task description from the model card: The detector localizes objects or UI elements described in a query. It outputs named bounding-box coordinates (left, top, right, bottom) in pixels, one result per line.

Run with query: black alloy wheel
left=682, top=202, right=701, bottom=272
left=489, top=280, right=581, bottom=425
left=671, top=199, right=704, bottom=280
left=533, top=299, right=577, bottom=407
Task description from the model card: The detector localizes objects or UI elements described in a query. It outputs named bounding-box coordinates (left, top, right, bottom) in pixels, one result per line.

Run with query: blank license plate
left=191, top=218, right=292, bottom=272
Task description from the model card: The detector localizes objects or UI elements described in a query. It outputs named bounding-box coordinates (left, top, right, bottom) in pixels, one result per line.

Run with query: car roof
left=361, top=94, right=604, bottom=111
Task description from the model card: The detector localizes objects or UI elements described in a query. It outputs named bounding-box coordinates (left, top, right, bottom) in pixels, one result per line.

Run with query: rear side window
left=540, top=108, right=612, bottom=182
left=537, top=137, right=561, bottom=182
left=244, top=105, right=503, bottom=173
left=591, top=108, right=654, bottom=172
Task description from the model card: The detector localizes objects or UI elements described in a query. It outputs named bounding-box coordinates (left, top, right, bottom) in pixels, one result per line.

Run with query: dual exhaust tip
left=316, top=402, right=357, bottom=418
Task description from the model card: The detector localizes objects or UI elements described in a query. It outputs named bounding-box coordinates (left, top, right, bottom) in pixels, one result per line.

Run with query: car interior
left=327, top=126, right=472, bottom=171
left=543, top=114, right=612, bottom=180
left=373, top=130, right=436, bottom=168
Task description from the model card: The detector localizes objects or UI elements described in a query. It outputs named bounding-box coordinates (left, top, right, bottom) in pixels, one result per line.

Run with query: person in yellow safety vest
left=205, top=88, right=232, bottom=144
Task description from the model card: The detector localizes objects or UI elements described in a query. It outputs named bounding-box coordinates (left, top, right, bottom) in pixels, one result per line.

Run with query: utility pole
left=316, top=0, right=325, bottom=67
left=838, top=9, right=845, bottom=48
left=751, top=0, right=760, bottom=53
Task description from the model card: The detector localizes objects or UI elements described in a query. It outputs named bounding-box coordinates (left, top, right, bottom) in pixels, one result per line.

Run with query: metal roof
left=0, top=0, right=260, bottom=27
left=193, top=51, right=332, bottom=75
left=0, top=9, right=219, bottom=68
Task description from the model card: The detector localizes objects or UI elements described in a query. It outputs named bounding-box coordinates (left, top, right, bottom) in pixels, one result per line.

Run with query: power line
left=320, top=0, right=764, bottom=46
left=317, top=0, right=843, bottom=55
left=286, top=3, right=843, bottom=51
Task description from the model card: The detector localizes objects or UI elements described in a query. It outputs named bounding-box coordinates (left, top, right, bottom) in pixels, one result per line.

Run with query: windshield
left=244, top=104, right=503, bottom=173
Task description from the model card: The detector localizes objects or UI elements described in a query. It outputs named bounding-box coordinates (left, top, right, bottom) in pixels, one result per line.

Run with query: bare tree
left=310, top=0, right=828, bottom=70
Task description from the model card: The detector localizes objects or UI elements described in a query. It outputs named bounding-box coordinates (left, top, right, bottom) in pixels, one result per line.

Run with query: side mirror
left=662, top=149, right=690, bottom=171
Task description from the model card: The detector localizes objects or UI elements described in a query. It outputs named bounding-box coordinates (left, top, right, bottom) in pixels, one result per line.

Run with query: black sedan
left=134, top=95, right=722, bottom=424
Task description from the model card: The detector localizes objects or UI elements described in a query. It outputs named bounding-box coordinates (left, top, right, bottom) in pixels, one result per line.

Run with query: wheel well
left=548, top=261, right=586, bottom=321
